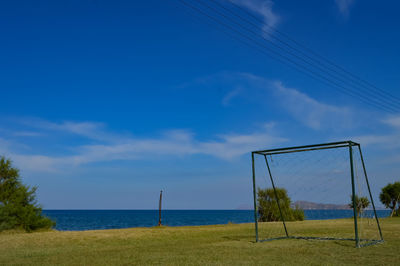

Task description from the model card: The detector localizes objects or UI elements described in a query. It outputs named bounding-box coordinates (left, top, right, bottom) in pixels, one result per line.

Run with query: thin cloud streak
left=222, top=87, right=242, bottom=106
left=220, top=72, right=353, bottom=130
left=384, top=116, right=400, bottom=128
left=335, top=0, right=355, bottom=18
left=230, top=0, right=280, bottom=37
left=271, top=80, right=351, bottom=130
left=0, top=119, right=286, bottom=173
left=179, top=71, right=354, bottom=130
left=19, top=118, right=124, bottom=142
left=353, top=114, right=400, bottom=148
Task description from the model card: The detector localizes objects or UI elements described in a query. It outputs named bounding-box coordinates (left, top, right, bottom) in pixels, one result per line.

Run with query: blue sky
left=0, top=0, right=399, bottom=209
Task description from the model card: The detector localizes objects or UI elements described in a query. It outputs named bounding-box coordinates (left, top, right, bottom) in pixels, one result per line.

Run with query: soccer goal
left=251, top=141, right=383, bottom=248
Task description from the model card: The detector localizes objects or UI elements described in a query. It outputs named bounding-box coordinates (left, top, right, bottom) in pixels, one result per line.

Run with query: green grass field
left=1, top=218, right=399, bottom=265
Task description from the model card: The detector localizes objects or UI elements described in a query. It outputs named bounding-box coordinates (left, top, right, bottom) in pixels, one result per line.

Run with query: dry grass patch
left=0, top=218, right=399, bottom=265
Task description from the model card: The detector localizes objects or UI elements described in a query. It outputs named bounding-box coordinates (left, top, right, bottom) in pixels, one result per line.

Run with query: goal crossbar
left=252, top=140, right=359, bottom=156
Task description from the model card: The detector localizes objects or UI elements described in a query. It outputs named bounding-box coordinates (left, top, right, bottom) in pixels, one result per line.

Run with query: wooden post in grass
left=158, top=190, right=163, bottom=226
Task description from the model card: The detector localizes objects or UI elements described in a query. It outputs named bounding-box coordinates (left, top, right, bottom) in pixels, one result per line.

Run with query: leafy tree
left=257, top=187, right=304, bottom=222
left=379, top=182, right=400, bottom=217
left=348, top=195, right=370, bottom=217
left=0, top=156, right=55, bottom=232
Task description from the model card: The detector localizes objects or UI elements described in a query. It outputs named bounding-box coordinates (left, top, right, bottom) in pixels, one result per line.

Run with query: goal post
left=251, top=141, right=383, bottom=248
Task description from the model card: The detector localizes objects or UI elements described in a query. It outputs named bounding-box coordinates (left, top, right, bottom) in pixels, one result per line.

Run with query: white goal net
left=251, top=141, right=383, bottom=248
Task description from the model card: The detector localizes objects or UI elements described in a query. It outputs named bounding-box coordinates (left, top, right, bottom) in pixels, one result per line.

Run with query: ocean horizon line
left=43, top=209, right=253, bottom=211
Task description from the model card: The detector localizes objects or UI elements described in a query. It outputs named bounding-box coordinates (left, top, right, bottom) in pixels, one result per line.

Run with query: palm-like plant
left=349, top=195, right=370, bottom=217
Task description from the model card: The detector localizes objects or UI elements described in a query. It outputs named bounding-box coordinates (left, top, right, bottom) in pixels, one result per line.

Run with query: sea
left=42, top=209, right=391, bottom=231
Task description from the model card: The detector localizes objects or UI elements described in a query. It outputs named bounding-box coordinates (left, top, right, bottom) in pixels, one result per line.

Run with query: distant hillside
left=237, top=201, right=386, bottom=210
left=235, top=201, right=351, bottom=210
left=292, top=201, right=351, bottom=210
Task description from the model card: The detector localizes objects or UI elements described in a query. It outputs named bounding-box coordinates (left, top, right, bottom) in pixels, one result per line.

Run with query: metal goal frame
left=251, top=141, right=383, bottom=248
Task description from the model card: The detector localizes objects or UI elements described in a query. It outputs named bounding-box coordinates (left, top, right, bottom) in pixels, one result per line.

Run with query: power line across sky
left=177, top=0, right=400, bottom=114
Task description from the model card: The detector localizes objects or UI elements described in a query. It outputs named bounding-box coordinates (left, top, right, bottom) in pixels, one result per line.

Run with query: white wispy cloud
left=271, top=80, right=351, bottom=130
left=230, top=0, right=280, bottom=37
left=352, top=134, right=396, bottom=147
left=0, top=136, right=62, bottom=173
left=0, top=119, right=286, bottom=172
left=10, top=154, right=64, bottom=173
left=197, top=72, right=353, bottom=130
left=12, top=131, right=44, bottom=137
left=335, top=0, right=355, bottom=18
left=31, top=119, right=107, bottom=139
left=199, top=123, right=285, bottom=159
left=222, top=87, right=242, bottom=106
left=383, top=116, right=400, bottom=128
left=18, top=118, right=122, bottom=142
left=353, top=114, right=400, bottom=148
left=69, top=125, right=285, bottom=164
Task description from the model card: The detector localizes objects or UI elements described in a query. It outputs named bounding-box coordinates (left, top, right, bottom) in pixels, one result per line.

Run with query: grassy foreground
left=1, top=218, right=399, bottom=265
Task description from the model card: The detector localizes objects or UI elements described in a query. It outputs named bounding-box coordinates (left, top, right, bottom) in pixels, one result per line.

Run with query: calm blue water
left=43, top=209, right=391, bottom=231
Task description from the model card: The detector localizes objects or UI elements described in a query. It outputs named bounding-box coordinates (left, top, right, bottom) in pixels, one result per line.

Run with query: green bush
left=379, top=181, right=400, bottom=217
left=348, top=195, right=370, bottom=217
left=0, top=156, right=55, bottom=232
left=291, top=205, right=305, bottom=221
left=257, top=187, right=304, bottom=222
